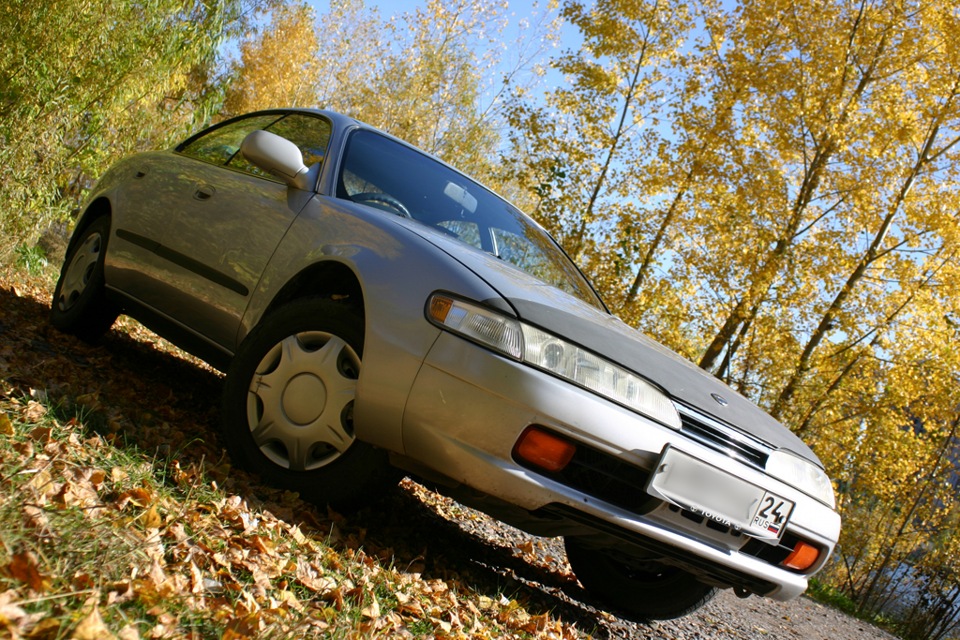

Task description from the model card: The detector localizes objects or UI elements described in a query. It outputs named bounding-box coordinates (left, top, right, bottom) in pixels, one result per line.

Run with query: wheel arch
left=258, top=259, right=366, bottom=337
left=67, top=197, right=112, bottom=255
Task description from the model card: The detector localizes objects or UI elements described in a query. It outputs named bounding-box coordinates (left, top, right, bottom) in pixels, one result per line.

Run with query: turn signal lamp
left=514, top=427, right=576, bottom=473
left=782, top=540, right=820, bottom=572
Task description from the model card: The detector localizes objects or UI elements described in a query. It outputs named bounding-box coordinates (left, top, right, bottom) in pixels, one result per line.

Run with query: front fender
left=67, top=155, right=143, bottom=252
left=242, top=195, right=510, bottom=454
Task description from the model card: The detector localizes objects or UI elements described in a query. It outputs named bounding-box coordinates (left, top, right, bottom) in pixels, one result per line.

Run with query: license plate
left=647, top=446, right=793, bottom=542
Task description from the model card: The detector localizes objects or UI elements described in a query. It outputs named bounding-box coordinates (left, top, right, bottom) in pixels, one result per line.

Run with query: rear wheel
left=50, top=216, right=119, bottom=342
left=221, top=298, right=394, bottom=510
left=564, top=537, right=718, bottom=620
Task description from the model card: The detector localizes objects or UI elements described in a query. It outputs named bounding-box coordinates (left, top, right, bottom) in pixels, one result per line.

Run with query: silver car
left=51, top=109, right=840, bottom=620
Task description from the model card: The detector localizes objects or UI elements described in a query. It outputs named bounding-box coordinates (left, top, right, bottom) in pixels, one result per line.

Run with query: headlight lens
left=766, top=449, right=836, bottom=508
left=427, top=295, right=523, bottom=358
left=427, top=294, right=681, bottom=429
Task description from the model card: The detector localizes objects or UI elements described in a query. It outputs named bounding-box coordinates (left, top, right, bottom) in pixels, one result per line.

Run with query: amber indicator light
left=514, top=427, right=577, bottom=473
left=782, top=540, right=820, bottom=571
left=429, top=295, right=453, bottom=323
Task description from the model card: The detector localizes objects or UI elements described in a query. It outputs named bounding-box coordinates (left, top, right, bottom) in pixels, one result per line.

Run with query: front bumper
left=400, top=332, right=841, bottom=600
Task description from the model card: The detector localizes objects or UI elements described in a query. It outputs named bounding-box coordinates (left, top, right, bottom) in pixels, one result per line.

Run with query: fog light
left=514, top=427, right=576, bottom=473
left=782, top=540, right=820, bottom=571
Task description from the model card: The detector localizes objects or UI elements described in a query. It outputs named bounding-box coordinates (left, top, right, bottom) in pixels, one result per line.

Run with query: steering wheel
left=351, top=192, right=411, bottom=218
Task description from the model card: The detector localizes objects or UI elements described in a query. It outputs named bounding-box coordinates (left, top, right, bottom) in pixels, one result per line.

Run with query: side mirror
left=241, top=130, right=314, bottom=190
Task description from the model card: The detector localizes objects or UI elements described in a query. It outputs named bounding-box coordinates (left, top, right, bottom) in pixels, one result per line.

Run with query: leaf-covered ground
left=0, top=268, right=899, bottom=639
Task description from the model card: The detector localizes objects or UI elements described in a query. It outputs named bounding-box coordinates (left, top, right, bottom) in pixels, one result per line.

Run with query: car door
left=119, top=111, right=333, bottom=351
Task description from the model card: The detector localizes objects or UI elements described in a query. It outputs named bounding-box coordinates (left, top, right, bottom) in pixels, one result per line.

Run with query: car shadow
left=0, top=282, right=645, bottom=637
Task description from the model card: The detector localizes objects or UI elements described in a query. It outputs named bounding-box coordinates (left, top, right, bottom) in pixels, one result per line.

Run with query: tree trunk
left=772, top=76, right=960, bottom=418
left=699, top=12, right=886, bottom=372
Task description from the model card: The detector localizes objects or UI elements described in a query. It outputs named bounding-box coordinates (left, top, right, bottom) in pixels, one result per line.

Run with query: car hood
left=411, top=227, right=820, bottom=465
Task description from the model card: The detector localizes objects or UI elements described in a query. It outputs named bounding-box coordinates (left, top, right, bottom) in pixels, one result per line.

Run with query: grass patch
left=13, top=244, right=48, bottom=276
left=0, top=384, right=583, bottom=638
left=807, top=579, right=899, bottom=637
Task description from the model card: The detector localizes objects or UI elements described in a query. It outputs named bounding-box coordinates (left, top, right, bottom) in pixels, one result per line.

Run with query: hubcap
left=58, top=232, right=102, bottom=312
left=246, top=331, right=360, bottom=471
left=282, top=373, right=328, bottom=425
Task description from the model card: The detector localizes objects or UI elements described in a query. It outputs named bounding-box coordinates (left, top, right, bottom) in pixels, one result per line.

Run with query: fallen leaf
left=73, top=605, right=116, bottom=640
left=4, top=550, right=50, bottom=592
left=0, top=599, right=28, bottom=627
left=28, top=425, right=52, bottom=442
left=361, top=597, right=380, bottom=620
left=23, top=402, right=47, bottom=424
left=75, top=393, right=101, bottom=412
left=141, top=505, right=163, bottom=529
left=25, top=617, right=61, bottom=638
left=117, top=625, right=141, bottom=640
left=115, top=487, right=152, bottom=510
left=88, top=469, right=106, bottom=488
left=0, top=412, right=13, bottom=436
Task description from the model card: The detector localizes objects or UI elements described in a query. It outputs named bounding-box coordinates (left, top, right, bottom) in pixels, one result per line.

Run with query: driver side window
left=178, top=114, right=281, bottom=169
left=178, top=112, right=332, bottom=181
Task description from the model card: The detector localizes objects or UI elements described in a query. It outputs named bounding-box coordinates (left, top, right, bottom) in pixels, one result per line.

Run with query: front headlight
left=427, top=294, right=681, bottom=430
left=766, top=449, right=836, bottom=508
left=427, top=295, right=523, bottom=358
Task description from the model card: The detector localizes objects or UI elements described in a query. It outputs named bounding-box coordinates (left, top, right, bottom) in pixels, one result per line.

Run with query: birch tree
left=502, top=0, right=695, bottom=284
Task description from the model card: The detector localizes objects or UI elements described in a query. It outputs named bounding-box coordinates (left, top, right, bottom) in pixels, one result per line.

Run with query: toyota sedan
left=51, top=108, right=840, bottom=620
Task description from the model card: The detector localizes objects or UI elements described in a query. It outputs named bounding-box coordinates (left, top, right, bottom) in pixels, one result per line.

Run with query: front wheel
left=220, top=298, right=394, bottom=510
left=50, top=216, right=119, bottom=342
left=564, top=537, right=718, bottom=620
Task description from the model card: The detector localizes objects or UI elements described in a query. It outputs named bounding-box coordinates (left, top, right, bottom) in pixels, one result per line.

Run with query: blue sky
left=306, top=0, right=575, bottom=65
left=311, top=0, right=549, bottom=20
left=304, top=0, right=578, bottom=99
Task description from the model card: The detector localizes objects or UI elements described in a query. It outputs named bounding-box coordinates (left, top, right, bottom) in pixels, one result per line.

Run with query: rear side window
left=178, top=113, right=333, bottom=180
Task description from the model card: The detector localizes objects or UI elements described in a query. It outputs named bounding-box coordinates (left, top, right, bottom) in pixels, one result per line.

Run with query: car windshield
left=337, top=129, right=601, bottom=307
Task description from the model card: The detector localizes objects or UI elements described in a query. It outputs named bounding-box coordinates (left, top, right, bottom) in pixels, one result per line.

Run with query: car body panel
left=104, top=151, right=307, bottom=348
left=95, top=153, right=183, bottom=307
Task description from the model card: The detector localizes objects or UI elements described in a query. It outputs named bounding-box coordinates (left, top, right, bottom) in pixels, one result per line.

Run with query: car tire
left=220, top=297, right=395, bottom=511
left=50, top=215, right=119, bottom=342
left=564, top=537, right=718, bottom=620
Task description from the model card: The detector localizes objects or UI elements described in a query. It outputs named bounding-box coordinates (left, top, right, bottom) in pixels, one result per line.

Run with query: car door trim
left=115, top=228, right=250, bottom=296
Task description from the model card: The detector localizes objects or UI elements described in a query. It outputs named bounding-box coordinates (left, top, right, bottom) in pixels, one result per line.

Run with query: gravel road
left=681, top=591, right=898, bottom=640
left=387, top=481, right=898, bottom=640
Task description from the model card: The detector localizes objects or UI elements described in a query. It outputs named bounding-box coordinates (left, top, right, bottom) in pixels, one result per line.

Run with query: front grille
left=558, top=445, right=654, bottom=513
left=676, top=403, right=770, bottom=469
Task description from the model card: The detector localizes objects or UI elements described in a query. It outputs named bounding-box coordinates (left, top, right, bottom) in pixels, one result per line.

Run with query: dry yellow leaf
left=0, top=412, right=13, bottom=436
left=73, top=606, right=116, bottom=640
left=361, top=597, right=380, bottom=620
left=141, top=505, right=163, bottom=529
